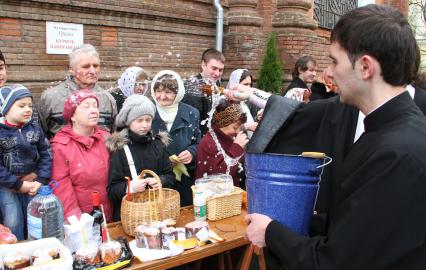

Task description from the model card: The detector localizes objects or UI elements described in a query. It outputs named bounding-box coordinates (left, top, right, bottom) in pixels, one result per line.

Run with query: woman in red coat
left=195, top=99, right=249, bottom=187
left=51, top=90, right=112, bottom=222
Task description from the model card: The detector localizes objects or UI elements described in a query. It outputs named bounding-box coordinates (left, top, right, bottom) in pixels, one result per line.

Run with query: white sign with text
left=46, top=22, right=83, bottom=54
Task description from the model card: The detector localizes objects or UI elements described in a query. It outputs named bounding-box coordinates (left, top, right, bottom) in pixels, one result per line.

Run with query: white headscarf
left=227, top=69, right=255, bottom=137
left=226, top=69, right=246, bottom=90
left=117, top=66, right=145, bottom=97
left=151, top=70, right=185, bottom=131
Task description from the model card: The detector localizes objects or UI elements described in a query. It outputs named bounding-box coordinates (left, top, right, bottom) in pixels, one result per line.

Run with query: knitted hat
left=0, top=84, right=33, bottom=116
left=115, top=95, right=156, bottom=128
left=63, top=89, right=98, bottom=121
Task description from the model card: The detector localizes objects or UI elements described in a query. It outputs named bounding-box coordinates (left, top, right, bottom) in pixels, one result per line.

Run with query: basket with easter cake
left=121, top=170, right=180, bottom=237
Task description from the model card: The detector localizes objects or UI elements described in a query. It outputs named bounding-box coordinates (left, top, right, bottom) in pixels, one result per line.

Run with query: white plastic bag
left=63, top=213, right=101, bottom=253
left=194, top=174, right=234, bottom=197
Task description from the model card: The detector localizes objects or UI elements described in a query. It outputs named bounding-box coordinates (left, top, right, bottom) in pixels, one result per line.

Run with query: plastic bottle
left=27, top=181, right=64, bottom=242
left=193, top=191, right=207, bottom=221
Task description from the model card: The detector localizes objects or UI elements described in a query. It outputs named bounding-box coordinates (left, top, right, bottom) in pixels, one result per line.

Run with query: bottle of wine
left=91, top=192, right=104, bottom=241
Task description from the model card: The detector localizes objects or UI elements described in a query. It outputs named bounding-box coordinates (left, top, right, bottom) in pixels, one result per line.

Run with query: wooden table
left=108, top=207, right=250, bottom=269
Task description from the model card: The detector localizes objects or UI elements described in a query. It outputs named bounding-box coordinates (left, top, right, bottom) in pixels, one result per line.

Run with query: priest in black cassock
left=230, top=4, right=426, bottom=270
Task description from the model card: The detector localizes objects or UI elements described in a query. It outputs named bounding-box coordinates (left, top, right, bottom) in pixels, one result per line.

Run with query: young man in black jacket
left=182, top=48, right=225, bottom=135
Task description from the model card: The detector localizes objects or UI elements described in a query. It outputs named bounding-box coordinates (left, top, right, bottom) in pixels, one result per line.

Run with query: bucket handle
left=317, top=156, right=332, bottom=169
left=301, top=152, right=332, bottom=169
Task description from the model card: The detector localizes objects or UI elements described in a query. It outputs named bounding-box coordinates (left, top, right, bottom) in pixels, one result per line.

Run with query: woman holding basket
left=106, top=95, right=175, bottom=221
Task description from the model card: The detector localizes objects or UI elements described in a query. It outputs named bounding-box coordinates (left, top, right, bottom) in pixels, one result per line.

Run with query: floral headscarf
left=117, top=66, right=146, bottom=97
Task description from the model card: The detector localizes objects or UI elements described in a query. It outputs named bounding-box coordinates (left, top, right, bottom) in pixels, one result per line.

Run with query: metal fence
left=314, top=0, right=358, bottom=30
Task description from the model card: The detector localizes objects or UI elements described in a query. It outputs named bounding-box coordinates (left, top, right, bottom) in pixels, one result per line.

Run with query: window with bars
left=314, top=0, right=358, bottom=30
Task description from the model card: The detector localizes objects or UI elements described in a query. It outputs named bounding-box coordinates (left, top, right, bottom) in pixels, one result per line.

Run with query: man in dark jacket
left=282, top=55, right=316, bottom=97
left=243, top=5, right=426, bottom=269
left=182, top=48, right=225, bottom=135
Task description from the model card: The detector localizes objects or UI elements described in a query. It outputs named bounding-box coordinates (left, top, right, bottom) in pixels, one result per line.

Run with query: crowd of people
left=0, top=42, right=269, bottom=236
left=0, top=3, right=425, bottom=269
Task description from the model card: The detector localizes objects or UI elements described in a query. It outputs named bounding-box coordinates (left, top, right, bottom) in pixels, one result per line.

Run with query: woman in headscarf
left=195, top=98, right=248, bottom=187
left=227, top=69, right=258, bottom=138
left=109, top=66, right=150, bottom=112
left=151, top=70, right=201, bottom=206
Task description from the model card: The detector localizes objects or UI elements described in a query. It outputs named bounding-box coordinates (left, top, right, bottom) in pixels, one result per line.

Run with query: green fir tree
left=256, top=33, right=283, bottom=95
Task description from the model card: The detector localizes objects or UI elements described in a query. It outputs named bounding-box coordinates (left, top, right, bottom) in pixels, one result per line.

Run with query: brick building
left=0, top=0, right=408, bottom=98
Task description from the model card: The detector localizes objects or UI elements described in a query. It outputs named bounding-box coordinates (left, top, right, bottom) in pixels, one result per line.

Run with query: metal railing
left=314, top=0, right=358, bottom=30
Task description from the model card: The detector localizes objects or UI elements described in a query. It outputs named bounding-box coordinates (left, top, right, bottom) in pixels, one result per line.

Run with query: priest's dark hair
left=331, top=4, right=418, bottom=86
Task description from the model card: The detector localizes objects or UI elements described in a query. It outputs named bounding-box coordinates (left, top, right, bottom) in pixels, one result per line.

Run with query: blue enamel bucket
left=245, top=152, right=331, bottom=235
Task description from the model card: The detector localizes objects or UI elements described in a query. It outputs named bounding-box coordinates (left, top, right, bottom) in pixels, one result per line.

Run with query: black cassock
left=249, top=92, right=426, bottom=269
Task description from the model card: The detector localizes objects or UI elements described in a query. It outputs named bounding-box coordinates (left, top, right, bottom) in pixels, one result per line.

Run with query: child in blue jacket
left=0, top=84, right=52, bottom=240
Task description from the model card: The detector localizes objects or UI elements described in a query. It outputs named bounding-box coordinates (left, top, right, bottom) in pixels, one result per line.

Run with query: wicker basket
left=121, top=170, right=180, bottom=236
left=191, top=185, right=243, bottom=221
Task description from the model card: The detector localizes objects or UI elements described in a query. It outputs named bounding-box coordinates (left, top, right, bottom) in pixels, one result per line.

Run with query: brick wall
left=0, top=0, right=223, bottom=99
left=257, top=0, right=276, bottom=33
left=314, top=28, right=331, bottom=71
left=0, top=0, right=409, bottom=100
left=0, top=18, right=21, bottom=41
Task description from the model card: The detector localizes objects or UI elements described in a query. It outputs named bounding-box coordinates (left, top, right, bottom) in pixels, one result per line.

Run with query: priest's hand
left=244, top=213, right=272, bottom=248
